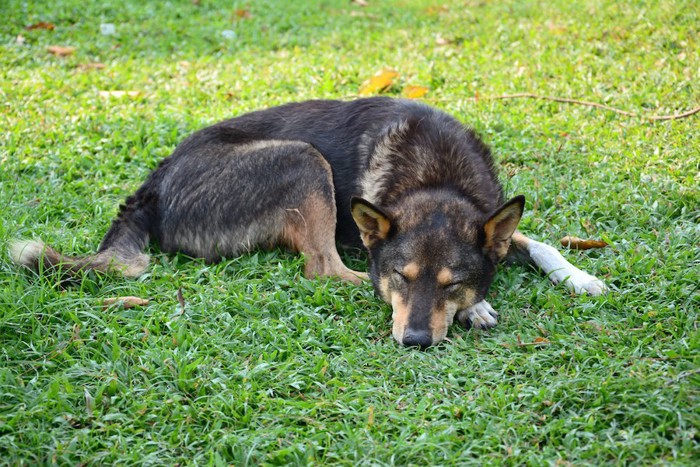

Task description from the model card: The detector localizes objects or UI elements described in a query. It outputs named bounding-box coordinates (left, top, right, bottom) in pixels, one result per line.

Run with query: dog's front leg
left=456, top=300, right=499, bottom=329
left=509, top=231, right=608, bottom=295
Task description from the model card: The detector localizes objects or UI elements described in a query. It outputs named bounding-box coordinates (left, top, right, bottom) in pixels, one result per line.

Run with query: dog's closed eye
left=392, top=268, right=408, bottom=283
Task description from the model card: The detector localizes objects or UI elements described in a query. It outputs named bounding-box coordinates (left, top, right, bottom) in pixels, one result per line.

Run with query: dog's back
left=205, top=98, right=502, bottom=243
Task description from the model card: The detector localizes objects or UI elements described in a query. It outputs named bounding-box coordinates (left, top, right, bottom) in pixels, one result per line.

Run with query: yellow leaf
left=402, top=85, right=429, bottom=99
left=358, top=68, right=398, bottom=96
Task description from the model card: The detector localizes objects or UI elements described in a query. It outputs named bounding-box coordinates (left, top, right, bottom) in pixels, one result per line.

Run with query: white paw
left=555, top=270, right=609, bottom=296
left=571, top=276, right=608, bottom=296
left=457, top=300, right=498, bottom=329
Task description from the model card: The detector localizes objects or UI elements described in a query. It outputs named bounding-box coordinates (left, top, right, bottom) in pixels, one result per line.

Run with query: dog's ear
left=351, top=197, right=393, bottom=248
left=483, top=195, right=525, bottom=261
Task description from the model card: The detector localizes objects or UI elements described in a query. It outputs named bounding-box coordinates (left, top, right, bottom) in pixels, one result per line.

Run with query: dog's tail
left=10, top=194, right=153, bottom=279
left=10, top=238, right=150, bottom=279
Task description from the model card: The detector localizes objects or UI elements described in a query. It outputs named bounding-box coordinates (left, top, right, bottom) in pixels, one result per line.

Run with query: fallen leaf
left=358, top=68, right=398, bottom=96
left=26, top=21, right=55, bottom=31
left=98, top=90, right=140, bottom=98
left=546, top=20, right=567, bottom=34
left=47, top=45, right=76, bottom=56
left=367, top=405, right=375, bottom=427
left=402, top=85, right=429, bottom=99
left=425, top=5, right=449, bottom=15
left=77, top=62, right=106, bottom=70
left=352, top=0, right=369, bottom=6
left=102, top=296, right=149, bottom=309
left=234, top=8, right=252, bottom=19
left=560, top=236, right=609, bottom=250
left=512, top=335, right=551, bottom=347
left=177, top=287, right=185, bottom=312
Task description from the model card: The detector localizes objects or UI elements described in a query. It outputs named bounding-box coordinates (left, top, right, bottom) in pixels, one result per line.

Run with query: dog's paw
left=456, top=300, right=498, bottom=330
left=559, top=271, right=609, bottom=296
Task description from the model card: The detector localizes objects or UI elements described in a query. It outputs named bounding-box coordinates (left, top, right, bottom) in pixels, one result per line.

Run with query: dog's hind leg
left=281, top=194, right=367, bottom=285
left=508, top=231, right=608, bottom=295
left=277, top=155, right=368, bottom=285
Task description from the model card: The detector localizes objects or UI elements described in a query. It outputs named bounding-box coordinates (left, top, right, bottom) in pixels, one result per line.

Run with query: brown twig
left=648, top=106, right=700, bottom=121
left=460, top=93, right=700, bottom=121
left=371, top=329, right=391, bottom=344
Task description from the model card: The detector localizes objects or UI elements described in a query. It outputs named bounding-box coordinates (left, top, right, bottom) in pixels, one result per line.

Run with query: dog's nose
left=402, top=329, right=432, bottom=349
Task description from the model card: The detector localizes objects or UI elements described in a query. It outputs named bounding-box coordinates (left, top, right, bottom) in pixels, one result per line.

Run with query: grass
left=1, top=0, right=698, bottom=464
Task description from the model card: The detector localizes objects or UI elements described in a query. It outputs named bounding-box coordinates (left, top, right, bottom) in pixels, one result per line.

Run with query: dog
left=11, top=97, right=607, bottom=348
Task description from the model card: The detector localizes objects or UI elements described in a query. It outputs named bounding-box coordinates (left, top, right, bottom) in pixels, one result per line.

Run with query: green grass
left=1, top=0, right=698, bottom=464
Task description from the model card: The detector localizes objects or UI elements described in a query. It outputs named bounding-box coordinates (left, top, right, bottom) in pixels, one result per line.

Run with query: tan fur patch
left=461, top=288, right=476, bottom=307
left=378, top=276, right=391, bottom=302
left=402, top=262, right=420, bottom=281
left=430, top=303, right=447, bottom=339
left=437, top=267, right=453, bottom=286
left=430, top=301, right=459, bottom=344
left=511, top=231, right=530, bottom=248
left=390, top=292, right=409, bottom=343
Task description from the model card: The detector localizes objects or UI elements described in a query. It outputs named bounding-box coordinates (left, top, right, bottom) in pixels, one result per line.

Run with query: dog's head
left=351, top=192, right=524, bottom=348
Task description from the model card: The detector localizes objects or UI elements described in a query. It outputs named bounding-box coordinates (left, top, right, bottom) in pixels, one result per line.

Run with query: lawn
left=1, top=0, right=698, bottom=464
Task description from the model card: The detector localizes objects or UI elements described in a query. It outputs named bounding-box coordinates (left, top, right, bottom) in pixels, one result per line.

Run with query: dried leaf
left=546, top=21, right=567, bottom=34
left=177, top=287, right=185, bottom=312
left=367, top=405, right=375, bottom=426
left=358, top=68, right=398, bottom=96
left=47, top=45, right=76, bottom=56
left=560, top=235, right=609, bottom=250
left=234, top=9, right=252, bottom=19
left=102, top=296, right=149, bottom=309
left=77, top=62, right=106, bottom=70
left=425, top=5, right=449, bottom=15
left=513, top=335, right=551, bottom=347
left=402, top=85, right=429, bottom=99
left=352, top=0, right=369, bottom=6
left=98, top=90, right=140, bottom=98
left=26, top=21, right=56, bottom=31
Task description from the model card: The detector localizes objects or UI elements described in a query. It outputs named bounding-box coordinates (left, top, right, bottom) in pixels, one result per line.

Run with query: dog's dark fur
left=11, top=97, right=607, bottom=348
